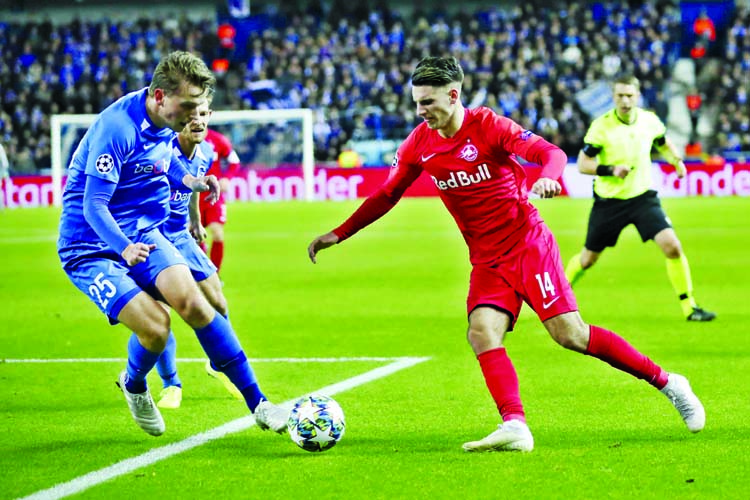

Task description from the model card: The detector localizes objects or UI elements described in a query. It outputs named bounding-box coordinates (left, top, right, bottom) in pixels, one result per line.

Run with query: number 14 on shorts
left=535, top=272, right=559, bottom=310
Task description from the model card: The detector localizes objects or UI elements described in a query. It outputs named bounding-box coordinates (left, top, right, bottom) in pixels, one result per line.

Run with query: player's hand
left=189, top=221, right=207, bottom=242
left=531, top=177, right=562, bottom=198
left=612, top=165, right=631, bottom=179
left=219, top=177, right=230, bottom=194
left=308, top=232, right=339, bottom=264
left=675, top=160, right=687, bottom=179
left=121, top=242, right=156, bottom=266
left=184, top=174, right=220, bottom=204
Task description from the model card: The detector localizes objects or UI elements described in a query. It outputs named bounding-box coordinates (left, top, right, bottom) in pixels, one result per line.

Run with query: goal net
left=50, top=108, right=314, bottom=206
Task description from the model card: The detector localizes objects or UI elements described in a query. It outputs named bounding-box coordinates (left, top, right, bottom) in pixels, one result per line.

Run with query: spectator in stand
left=693, top=8, right=717, bottom=44
left=337, top=143, right=362, bottom=168
left=686, top=88, right=703, bottom=147
left=199, top=128, right=241, bottom=274
left=0, top=1, right=689, bottom=169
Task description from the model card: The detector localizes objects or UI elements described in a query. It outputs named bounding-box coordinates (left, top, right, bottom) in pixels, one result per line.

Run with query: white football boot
left=462, top=419, right=534, bottom=452
left=660, top=373, right=706, bottom=433
left=254, top=400, right=289, bottom=433
left=116, top=370, right=165, bottom=436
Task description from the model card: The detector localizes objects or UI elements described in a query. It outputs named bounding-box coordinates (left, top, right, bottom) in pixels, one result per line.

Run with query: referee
left=565, top=74, right=715, bottom=322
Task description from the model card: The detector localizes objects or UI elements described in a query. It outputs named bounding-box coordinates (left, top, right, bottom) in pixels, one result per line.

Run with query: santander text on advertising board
left=3, top=162, right=750, bottom=208
left=654, top=164, right=750, bottom=197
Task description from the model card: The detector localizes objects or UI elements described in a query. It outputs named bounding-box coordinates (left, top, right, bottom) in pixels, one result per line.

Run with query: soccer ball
left=287, top=394, right=345, bottom=452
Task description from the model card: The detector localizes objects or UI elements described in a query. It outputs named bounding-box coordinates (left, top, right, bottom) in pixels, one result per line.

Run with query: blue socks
left=156, top=332, right=182, bottom=388
left=195, top=313, right=266, bottom=411
left=125, top=333, right=162, bottom=394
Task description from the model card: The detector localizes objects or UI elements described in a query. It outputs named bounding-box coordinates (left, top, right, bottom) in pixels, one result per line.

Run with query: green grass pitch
left=1, top=196, right=749, bottom=499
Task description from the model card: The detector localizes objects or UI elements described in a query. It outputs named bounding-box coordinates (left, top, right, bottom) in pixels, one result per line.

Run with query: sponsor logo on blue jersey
left=133, top=158, right=169, bottom=175
left=170, top=191, right=192, bottom=202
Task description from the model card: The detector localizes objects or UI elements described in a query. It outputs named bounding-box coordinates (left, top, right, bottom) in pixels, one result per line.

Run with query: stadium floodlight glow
left=50, top=108, right=315, bottom=207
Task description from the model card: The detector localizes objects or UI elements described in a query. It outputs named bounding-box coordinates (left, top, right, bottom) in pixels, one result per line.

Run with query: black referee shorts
left=584, top=189, right=672, bottom=252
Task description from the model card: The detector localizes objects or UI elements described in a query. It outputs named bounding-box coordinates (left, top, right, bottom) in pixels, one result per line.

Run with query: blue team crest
left=458, top=144, right=478, bottom=162
left=95, top=154, right=115, bottom=174
left=520, top=130, right=534, bottom=141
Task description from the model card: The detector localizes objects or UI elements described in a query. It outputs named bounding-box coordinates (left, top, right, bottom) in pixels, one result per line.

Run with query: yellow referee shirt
left=583, top=108, right=666, bottom=199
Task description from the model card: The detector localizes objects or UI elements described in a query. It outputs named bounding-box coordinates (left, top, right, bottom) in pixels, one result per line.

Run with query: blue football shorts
left=58, top=227, right=188, bottom=324
left=169, top=230, right=217, bottom=282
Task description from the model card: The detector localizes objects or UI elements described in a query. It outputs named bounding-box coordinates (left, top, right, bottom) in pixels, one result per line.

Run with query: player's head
left=149, top=51, right=216, bottom=132
left=410, top=56, right=464, bottom=133
left=179, top=100, right=212, bottom=146
left=612, top=74, right=641, bottom=122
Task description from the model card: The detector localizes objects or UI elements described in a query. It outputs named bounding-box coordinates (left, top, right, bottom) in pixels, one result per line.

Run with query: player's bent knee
left=198, top=278, right=227, bottom=316
left=212, top=297, right=228, bottom=317
left=118, top=292, right=171, bottom=340
left=466, top=326, right=501, bottom=354
left=553, top=332, right=582, bottom=351
left=174, top=293, right=215, bottom=328
left=544, top=313, right=589, bottom=353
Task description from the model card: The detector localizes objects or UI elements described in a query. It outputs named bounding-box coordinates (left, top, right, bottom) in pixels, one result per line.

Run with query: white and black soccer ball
left=287, top=394, right=345, bottom=452
left=95, top=154, right=115, bottom=174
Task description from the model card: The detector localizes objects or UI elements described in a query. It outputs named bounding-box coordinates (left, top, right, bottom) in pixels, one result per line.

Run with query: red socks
left=210, top=241, right=224, bottom=272
left=477, top=347, right=526, bottom=423
left=476, top=326, right=668, bottom=424
left=586, top=325, right=669, bottom=389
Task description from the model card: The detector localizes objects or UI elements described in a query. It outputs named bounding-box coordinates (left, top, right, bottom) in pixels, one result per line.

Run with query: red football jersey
left=336, top=107, right=556, bottom=266
left=204, top=129, right=240, bottom=178
left=201, top=129, right=241, bottom=207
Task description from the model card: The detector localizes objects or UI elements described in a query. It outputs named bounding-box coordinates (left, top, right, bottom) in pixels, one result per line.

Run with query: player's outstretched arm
left=183, top=174, right=220, bottom=203
left=308, top=232, right=340, bottom=264
left=188, top=193, right=207, bottom=242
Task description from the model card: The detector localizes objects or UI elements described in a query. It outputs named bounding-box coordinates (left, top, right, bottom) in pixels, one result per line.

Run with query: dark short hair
left=613, top=73, right=640, bottom=90
left=411, top=56, right=464, bottom=87
left=149, top=51, right=215, bottom=99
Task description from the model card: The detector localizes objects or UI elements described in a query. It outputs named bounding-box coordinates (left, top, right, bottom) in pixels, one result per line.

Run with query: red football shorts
left=200, top=193, right=227, bottom=226
left=466, top=222, right=578, bottom=329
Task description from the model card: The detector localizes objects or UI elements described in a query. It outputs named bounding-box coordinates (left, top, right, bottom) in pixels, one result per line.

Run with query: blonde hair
left=149, top=51, right=215, bottom=99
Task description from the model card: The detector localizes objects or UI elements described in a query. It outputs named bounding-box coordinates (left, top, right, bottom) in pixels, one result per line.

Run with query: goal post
left=50, top=108, right=315, bottom=207
left=50, top=113, right=97, bottom=208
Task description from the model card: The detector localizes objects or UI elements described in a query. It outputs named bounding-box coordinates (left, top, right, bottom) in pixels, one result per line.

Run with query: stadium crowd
left=0, top=0, right=748, bottom=173
left=711, top=4, right=750, bottom=155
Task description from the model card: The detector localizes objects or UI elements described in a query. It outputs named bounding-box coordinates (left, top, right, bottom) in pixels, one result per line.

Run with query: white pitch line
left=17, top=356, right=430, bottom=500
left=2, top=356, right=413, bottom=364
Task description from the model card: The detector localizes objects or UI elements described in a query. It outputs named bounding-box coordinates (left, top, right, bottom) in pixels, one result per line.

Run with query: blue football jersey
left=162, top=138, right=213, bottom=239
left=58, top=88, right=176, bottom=245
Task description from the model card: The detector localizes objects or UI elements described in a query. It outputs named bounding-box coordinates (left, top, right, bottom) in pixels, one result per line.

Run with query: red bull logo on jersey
left=431, top=164, right=491, bottom=190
